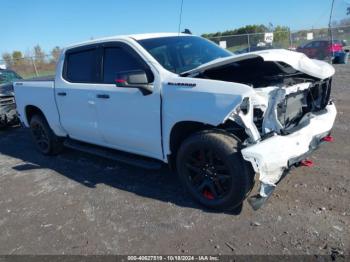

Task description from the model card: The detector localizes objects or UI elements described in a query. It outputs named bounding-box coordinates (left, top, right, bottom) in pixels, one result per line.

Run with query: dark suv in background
left=0, top=68, right=22, bottom=127
left=296, top=40, right=344, bottom=60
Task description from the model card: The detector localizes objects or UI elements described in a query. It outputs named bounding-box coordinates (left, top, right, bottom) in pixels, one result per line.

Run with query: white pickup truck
left=14, top=33, right=337, bottom=210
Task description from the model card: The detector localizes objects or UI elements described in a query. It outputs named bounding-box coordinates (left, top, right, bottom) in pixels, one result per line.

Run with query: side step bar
left=64, top=139, right=163, bottom=170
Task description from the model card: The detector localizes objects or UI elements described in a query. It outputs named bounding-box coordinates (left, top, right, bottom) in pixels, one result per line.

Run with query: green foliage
left=273, top=25, right=290, bottom=45
left=202, top=24, right=268, bottom=38
left=202, top=24, right=292, bottom=49
left=12, top=51, right=23, bottom=60
left=12, top=51, right=24, bottom=66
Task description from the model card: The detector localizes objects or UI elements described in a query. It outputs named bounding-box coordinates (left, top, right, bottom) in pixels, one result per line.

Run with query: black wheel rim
left=32, top=122, right=49, bottom=152
left=184, top=148, right=232, bottom=200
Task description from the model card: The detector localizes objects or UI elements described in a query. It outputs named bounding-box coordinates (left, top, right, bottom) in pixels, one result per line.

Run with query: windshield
left=0, top=70, right=22, bottom=85
left=138, top=36, right=232, bottom=74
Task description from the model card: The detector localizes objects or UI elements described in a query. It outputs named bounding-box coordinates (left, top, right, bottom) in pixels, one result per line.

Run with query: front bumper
left=242, top=102, right=337, bottom=191
left=0, top=96, right=17, bottom=127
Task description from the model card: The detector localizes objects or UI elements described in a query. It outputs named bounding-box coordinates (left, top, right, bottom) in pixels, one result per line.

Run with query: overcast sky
left=1, top=0, right=345, bottom=54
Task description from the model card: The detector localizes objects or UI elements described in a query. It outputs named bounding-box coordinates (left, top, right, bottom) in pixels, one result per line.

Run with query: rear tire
left=29, top=114, right=63, bottom=155
left=176, top=130, right=254, bottom=211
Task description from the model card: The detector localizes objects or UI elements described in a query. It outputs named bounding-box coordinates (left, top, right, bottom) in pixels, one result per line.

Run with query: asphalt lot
left=0, top=64, right=349, bottom=256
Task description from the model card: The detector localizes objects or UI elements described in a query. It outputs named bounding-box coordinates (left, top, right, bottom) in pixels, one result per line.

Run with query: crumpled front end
left=233, top=77, right=336, bottom=209
left=188, top=49, right=337, bottom=209
left=242, top=102, right=336, bottom=189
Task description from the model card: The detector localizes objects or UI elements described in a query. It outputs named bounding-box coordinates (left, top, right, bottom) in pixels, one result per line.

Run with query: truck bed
left=13, top=78, right=61, bottom=132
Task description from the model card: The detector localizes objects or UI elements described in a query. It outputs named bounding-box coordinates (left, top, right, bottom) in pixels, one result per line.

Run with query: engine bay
left=192, top=57, right=332, bottom=137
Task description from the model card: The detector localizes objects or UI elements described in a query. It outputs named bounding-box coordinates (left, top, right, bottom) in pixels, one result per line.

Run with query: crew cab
left=14, top=33, right=337, bottom=210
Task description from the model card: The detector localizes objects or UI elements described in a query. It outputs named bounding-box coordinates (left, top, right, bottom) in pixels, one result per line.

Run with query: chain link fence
left=206, top=30, right=292, bottom=53
left=205, top=26, right=350, bottom=55
left=330, top=25, right=350, bottom=44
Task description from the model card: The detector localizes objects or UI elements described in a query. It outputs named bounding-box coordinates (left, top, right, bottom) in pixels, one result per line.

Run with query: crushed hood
left=182, top=49, right=335, bottom=80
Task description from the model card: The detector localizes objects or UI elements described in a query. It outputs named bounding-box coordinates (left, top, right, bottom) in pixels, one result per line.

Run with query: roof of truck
left=129, top=32, right=190, bottom=40
left=65, top=33, right=192, bottom=49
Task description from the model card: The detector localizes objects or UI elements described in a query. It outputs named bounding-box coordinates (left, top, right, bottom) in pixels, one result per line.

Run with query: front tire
left=29, top=114, right=63, bottom=155
left=176, top=130, right=253, bottom=211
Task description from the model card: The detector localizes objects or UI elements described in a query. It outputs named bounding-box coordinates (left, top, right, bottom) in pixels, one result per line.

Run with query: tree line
left=1, top=45, right=61, bottom=78
left=201, top=24, right=290, bottom=38
left=1, top=45, right=61, bottom=65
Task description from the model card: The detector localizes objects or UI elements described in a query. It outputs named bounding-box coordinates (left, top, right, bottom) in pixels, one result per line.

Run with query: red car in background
left=296, top=40, right=343, bottom=60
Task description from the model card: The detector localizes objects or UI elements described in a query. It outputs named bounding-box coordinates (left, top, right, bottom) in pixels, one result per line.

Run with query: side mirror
left=115, top=70, right=153, bottom=95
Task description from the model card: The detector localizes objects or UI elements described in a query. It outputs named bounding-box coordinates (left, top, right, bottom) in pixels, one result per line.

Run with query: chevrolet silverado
left=14, top=33, right=337, bottom=210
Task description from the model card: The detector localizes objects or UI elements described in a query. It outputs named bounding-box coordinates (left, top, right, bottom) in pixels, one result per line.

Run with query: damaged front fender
left=228, top=97, right=261, bottom=143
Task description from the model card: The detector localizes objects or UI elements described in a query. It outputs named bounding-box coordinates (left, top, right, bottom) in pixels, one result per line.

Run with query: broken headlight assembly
left=229, top=97, right=261, bottom=143
left=237, top=97, right=250, bottom=115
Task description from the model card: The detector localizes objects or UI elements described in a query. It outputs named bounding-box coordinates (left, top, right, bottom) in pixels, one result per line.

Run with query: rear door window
left=304, top=42, right=313, bottom=48
left=65, top=48, right=99, bottom=83
left=313, top=41, right=321, bottom=48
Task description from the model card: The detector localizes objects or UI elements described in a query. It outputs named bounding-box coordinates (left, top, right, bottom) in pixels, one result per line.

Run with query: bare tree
left=1, top=53, right=12, bottom=67
left=33, top=45, right=45, bottom=65
left=51, top=46, right=61, bottom=62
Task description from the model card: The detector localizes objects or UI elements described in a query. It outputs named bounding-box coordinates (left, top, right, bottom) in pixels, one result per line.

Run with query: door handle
left=96, top=94, right=110, bottom=99
left=57, top=92, right=67, bottom=96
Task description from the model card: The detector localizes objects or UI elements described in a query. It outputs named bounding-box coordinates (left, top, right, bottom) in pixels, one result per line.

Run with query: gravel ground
left=0, top=64, right=349, bottom=257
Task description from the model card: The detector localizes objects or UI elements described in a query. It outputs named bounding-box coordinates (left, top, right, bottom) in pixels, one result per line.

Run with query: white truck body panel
left=161, top=76, right=254, bottom=157
left=14, top=81, right=67, bottom=136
